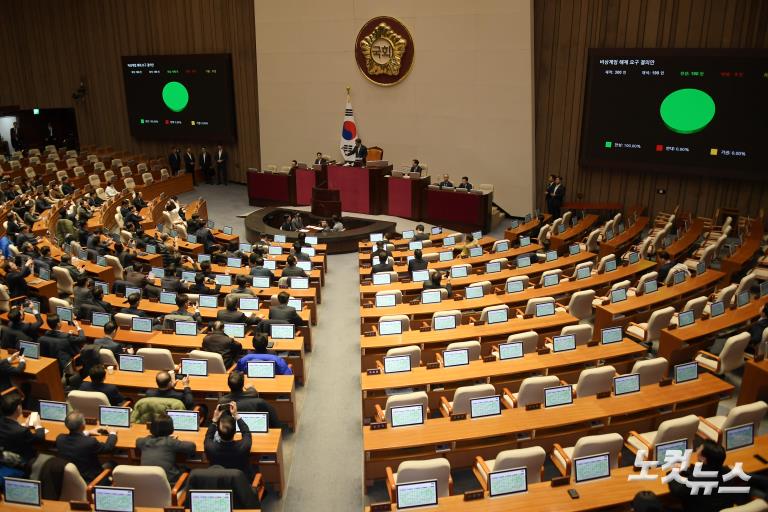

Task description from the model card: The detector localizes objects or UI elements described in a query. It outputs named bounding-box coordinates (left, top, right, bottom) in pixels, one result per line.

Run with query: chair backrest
left=160, top=168, right=170, bottom=178
left=380, top=314, right=410, bottom=332
left=99, top=349, right=118, bottom=367
left=452, top=383, right=496, bottom=415
left=446, top=340, right=481, bottom=361
left=431, top=309, right=461, bottom=329
left=48, top=296, right=72, bottom=312
left=375, top=290, right=402, bottom=305
left=384, top=391, right=428, bottom=424
left=493, top=446, right=547, bottom=483
left=721, top=401, right=768, bottom=434
left=24, top=167, right=35, bottom=178
left=73, top=166, right=85, bottom=177
left=506, top=331, right=539, bottom=354
left=137, top=163, right=148, bottom=172
left=136, top=347, right=175, bottom=371
left=717, top=332, right=751, bottom=374
left=142, top=172, right=154, bottom=185
left=571, top=261, right=593, bottom=278
left=609, top=280, right=631, bottom=293
left=664, top=264, right=691, bottom=286
left=571, top=433, right=624, bottom=468
left=635, top=271, right=658, bottom=296
left=480, top=304, right=509, bottom=322
left=631, top=357, right=669, bottom=386
left=56, top=169, right=68, bottom=181
left=112, top=465, right=172, bottom=508
left=551, top=218, right=563, bottom=235
left=561, top=324, right=593, bottom=346
left=515, top=376, right=561, bottom=407
left=124, top=177, right=136, bottom=190
left=567, top=290, right=595, bottom=320
left=653, top=414, right=699, bottom=448
left=120, top=166, right=132, bottom=177
left=111, top=159, right=123, bottom=168
left=395, top=458, right=451, bottom=498
left=386, top=345, right=421, bottom=368
left=638, top=237, right=653, bottom=259
left=716, top=284, right=738, bottom=306
left=562, top=211, right=572, bottom=226
left=103, top=170, right=115, bottom=182
left=575, top=365, right=616, bottom=397
left=189, top=349, right=227, bottom=373
left=51, top=266, right=75, bottom=295
left=66, top=158, right=78, bottom=168
left=537, top=224, right=551, bottom=242
left=644, top=306, right=676, bottom=341
left=67, top=390, right=109, bottom=418
left=596, top=254, right=616, bottom=273
left=113, top=312, right=137, bottom=328
left=88, top=174, right=101, bottom=187
left=524, top=297, right=555, bottom=316
left=59, top=463, right=87, bottom=501
left=682, top=296, right=708, bottom=319
left=506, top=275, right=529, bottom=290
left=736, top=272, right=758, bottom=297
left=104, top=255, right=124, bottom=280
left=94, top=162, right=105, bottom=171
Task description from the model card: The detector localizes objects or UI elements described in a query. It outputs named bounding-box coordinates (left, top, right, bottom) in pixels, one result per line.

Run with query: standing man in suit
left=9, top=122, right=22, bottom=152
left=168, top=147, right=182, bottom=176
left=345, top=138, right=367, bottom=167
left=199, top=146, right=213, bottom=184
left=216, top=143, right=228, bottom=185
left=409, top=159, right=422, bottom=174
left=544, top=174, right=556, bottom=215
left=314, top=152, right=326, bottom=165
left=551, top=175, right=565, bottom=218
left=44, top=122, right=56, bottom=146
left=183, top=146, right=197, bottom=185
left=55, top=411, right=118, bottom=482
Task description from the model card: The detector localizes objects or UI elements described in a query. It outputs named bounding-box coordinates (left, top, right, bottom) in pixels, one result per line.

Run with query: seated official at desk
left=0, top=392, right=45, bottom=467
left=457, top=176, right=473, bottom=190
left=205, top=401, right=255, bottom=479
left=203, top=321, right=243, bottom=367
left=409, top=159, right=422, bottom=174
left=437, top=174, right=454, bottom=188
left=331, top=215, right=344, bottom=232
left=40, top=314, right=87, bottom=372
left=219, top=371, right=280, bottom=428
left=423, top=271, right=452, bottom=296
left=0, top=352, right=26, bottom=391
left=186, top=273, right=221, bottom=295
left=269, top=291, right=307, bottom=327
left=291, top=242, right=311, bottom=262
left=656, top=250, right=674, bottom=283
left=4, top=257, right=33, bottom=297
left=125, top=262, right=161, bottom=300
left=280, top=214, right=294, bottom=231
left=55, top=411, right=117, bottom=482
left=137, top=413, right=197, bottom=485
left=408, top=249, right=428, bottom=273
left=230, top=275, right=257, bottom=297
left=1, top=304, right=43, bottom=349
left=372, top=251, right=394, bottom=274
left=166, top=293, right=202, bottom=324
left=314, top=152, right=326, bottom=165
left=749, top=303, right=768, bottom=346
left=459, top=233, right=479, bottom=257
left=282, top=255, right=307, bottom=278
left=93, top=322, right=127, bottom=358
left=120, top=293, right=152, bottom=318
left=249, top=255, right=275, bottom=283
left=412, top=224, right=430, bottom=241
left=217, top=295, right=263, bottom=326
left=79, top=364, right=126, bottom=406
left=236, top=334, right=293, bottom=375
left=146, top=371, right=194, bottom=410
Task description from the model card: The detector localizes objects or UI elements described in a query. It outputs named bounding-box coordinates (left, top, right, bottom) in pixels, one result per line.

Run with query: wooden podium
left=311, top=187, right=341, bottom=218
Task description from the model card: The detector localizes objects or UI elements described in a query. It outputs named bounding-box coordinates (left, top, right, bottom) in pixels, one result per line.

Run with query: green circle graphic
left=659, top=88, right=715, bottom=134
left=162, top=81, right=189, bottom=113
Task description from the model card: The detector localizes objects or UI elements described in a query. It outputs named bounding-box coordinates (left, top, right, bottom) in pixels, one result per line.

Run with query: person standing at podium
left=409, top=159, right=422, bottom=174
left=345, top=138, right=367, bottom=167
left=314, top=152, right=326, bottom=165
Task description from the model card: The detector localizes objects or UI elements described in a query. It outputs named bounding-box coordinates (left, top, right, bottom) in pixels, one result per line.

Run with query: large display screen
left=121, top=54, right=236, bottom=141
left=580, top=49, right=767, bottom=180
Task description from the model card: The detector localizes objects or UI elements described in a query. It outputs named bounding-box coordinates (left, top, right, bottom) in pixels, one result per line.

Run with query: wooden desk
left=3, top=501, right=260, bottom=512
left=359, top=232, right=495, bottom=252
left=359, top=339, right=645, bottom=418
left=721, top=218, right=764, bottom=283
left=739, top=358, right=768, bottom=405
left=666, top=219, right=705, bottom=261
left=101, top=369, right=297, bottom=431
left=359, top=313, right=578, bottom=369
left=504, top=215, right=551, bottom=242
left=0, top=349, right=64, bottom=401
left=594, top=270, right=724, bottom=334
left=598, top=216, right=649, bottom=258
left=24, top=275, right=58, bottom=300
left=362, top=373, right=732, bottom=485
left=549, top=214, right=599, bottom=251
left=358, top=236, right=498, bottom=263
left=659, top=296, right=768, bottom=365
left=364, top=436, right=768, bottom=511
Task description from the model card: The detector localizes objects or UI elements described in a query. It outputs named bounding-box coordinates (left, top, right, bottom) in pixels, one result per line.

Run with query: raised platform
left=244, top=207, right=396, bottom=254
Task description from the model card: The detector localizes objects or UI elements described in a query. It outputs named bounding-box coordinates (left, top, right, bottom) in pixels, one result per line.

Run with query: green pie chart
left=659, top=88, right=715, bottom=134
left=162, top=81, right=189, bottom=112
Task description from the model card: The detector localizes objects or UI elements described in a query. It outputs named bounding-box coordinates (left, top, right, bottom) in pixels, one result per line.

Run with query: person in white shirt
left=105, top=177, right=119, bottom=198
left=331, top=215, right=344, bottom=232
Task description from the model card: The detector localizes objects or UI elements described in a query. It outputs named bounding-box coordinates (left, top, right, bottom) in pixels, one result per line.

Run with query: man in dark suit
left=9, top=122, right=22, bottom=152
left=437, top=174, right=454, bottom=188
left=55, top=411, right=117, bottom=482
left=183, top=146, right=197, bottom=185
left=281, top=256, right=307, bottom=278
left=656, top=251, right=674, bottom=283
left=168, top=147, right=182, bottom=175
left=412, top=224, right=430, bottom=242
left=93, top=322, right=125, bottom=358
left=218, top=371, right=280, bottom=427
left=199, top=146, right=213, bottom=184
left=457, top=176, right=473, bottom=190
left=1, top=305, right=43, bottom=349
left=79, top=364, right=126, bottom=406
left=249, top=255, right=274, bottom=283
left=551, top=175, right=565, bottom=218
left=39, top=314, right=86, bottom=372
left=544, top=174, right=556, bottom=215
left=215, top=144, right=228, bottom=185
left=45, top=122, right=56, bottom=145
left=120, top=293, right=152, bottom=318
left=0, top=352, right=27, bottom=391
left=345, top=138, right=367, bottom=166
left=203, top=321, right=243, bottom=368
left=0, top=392, right=45, bottom=465
left=409, top=159, right=422, bottom=174
left=204, top=402, right=255, bottom=479
left=269, top=291, right=307, bottom=327
left=217, top=295, right=262, bottom=327
left=136, top=414, right=197, bottom=485
left=3, top=258, right=33, bottom=298
left=372, top=251, right=394, bottom=274
left=423, top=271, right=452, bottom=296
left=408, top=249, right=429, bottom=273
left=749, top=303, right=768, bottom=346
left=145, top=371, right=194, bottom=409
left=291, top=242, right=311, bottom=262
left=313, top=152, right=326, bottom=165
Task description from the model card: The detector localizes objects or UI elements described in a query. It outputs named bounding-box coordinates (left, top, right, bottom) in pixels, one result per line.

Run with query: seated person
left=167, top=293, right=202, bottom=323
left=0, top=392, right=45, bottom=467
left=1, top=304, right=43, bottom=349
left=203, top=321, right=243, bottom=368
left=412, top=224, right=430, bottom=241
left=249, top=255, right=274, bottom=282
left=219, top=372, right=280, bottom=428
left=269, top=291, right=307, bottom=327
left=423, top=271, right=452, bottom=296
left=291, top=242, right=311, bottom=262
left=281, top=255, right=307, bottom=278
left=457, top=176, right=473, bottom=190
left=231, top=275, right=256, bottom=297
left=459, top=233, right=479, bottom=257
left=656, top=250, right=674, bottom=283
left=217, top=295, right=263, bottom=326
left=40, top=314, right=87, bottom=372
left=55, top=412, right=117, bottom=482
left=331, top=215, right=344, bottom=232
left=437, top=174, right=454, bottom=188
left=319, top=220, right=331, bottom=232
left=136, top=413, right=196, bottom=485
left=79, top=364, right=126, bottom=406
left=93, top=321, right=126, bottom=358
left=372, top=250, right=394, bottom=274
left=408, top=249, right=428, bottom=272
left=145, top=371, right=194, bottom=409
left=120, top=293, right=151, bottom=317
left=236, top=334, right=293, bottom=375
left=204, top=402, right=255, bottom=479
left=280, top=214, right=294, bottom=231
left=313, top=152, right=325, bottom=165
left=749, top=303, right=768, bottom=346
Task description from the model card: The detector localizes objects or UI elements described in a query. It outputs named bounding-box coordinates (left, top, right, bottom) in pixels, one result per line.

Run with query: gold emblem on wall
left=355, top=17, right=414, bottom=86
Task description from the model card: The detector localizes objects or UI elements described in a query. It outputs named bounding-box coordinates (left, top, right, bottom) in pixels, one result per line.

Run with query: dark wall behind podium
left=0, top=0, right=261, bottom=183
left=534, top=0, right=768, bottom=219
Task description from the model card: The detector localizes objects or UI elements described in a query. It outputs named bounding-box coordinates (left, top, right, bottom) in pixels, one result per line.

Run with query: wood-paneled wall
left=0, top=0, right=259, bottom=183
left=534, top=0, right=768, bottom=220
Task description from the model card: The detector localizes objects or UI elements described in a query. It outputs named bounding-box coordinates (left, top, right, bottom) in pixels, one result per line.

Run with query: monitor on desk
left=725, top=424, right=755, bottom=451
left=227, top=257, right=241, bottom=268
left=604, top=229, right=614, bottom=241
left=487, top=308, right=508, bottom=325
left=431, top=227, right=442, bottom=235
left=274, top=234, right=286, bottom=243
left=628, top=251, right=640, bottom=264
left=542, top=273, right=559, bottom=287
left=516, top=256, right=531, bottom=268
left=39, top=400, right=68, bottom=422
left=223, top=226, right=233, bottom=235
left=375, top=294, right=397, bottom=308
left=302, top=247, right=316, bottom=257
left=710, top=300, right=725, bottom=318
left=94, top=281, right=110, bottom=295
left=574, top=453, right=611, bottom=483
left=489, top=467, right=527, bottom=498
left=247, top=360, right=276, bottom=378
left=159, top=291, right=176, bottom=305
left=236, top=412, right=269, bottom=433
left=610, top=288, right=627, bottom=303
left=601, top=326, right=623, bottom=345
left=252, top=276, right=270, bottom=288
left=604, top=259, right=617, bottom=272
left=469, top=246, right=483, bottom=258
left=655, top=439, right=688, bottom=465
left=167, top=410, right=199, bottom=432
left=77, top=249, right=88, bottom=261
left=383, top=355, right=411, bottom=374
left=18, top=340, right=40, bottom=359
left=118, top=354, right=144, bottom=373
left=379, top=320, right=403, bottom=336
left=4, top=478, right=42, bottom=507
left=372, top=256, right=381, bottom=266
left=238, top=297, right=259, bottom=311
left=546, top=250, right=558, bottom=262
left=421, top=289, right=441, bottom=304
left=372, top=272, right=391, bottom=286
left=56, top=306, right=73, bottom=323
left=569, top=244, right=581, bottom=255
left=268, top=246, right=282, bottom=255
left=291, top=277, right=309, bottom=289
left=613, top=373, right=640, bottom=396
left=672, top=271, right=686, bottom=285
left=557, top=223, right=566, bottom=234
left=180, top=358, right=208, bottom=377
left=576, top=266, right=591, bottom=280
left=215, top=274, right=232, bottom=286
left=151, top=267, right=165, bottom=278
left=197, top=254, right=211, bottom=263
left=370, top=233, right=384, bottom=242
left=519, top=236, right=531, bottom=247
left=238, top=243, right=252, bottom=253
left=391, top=404, right=424, bottom=428
left=450, top=266, right=468, bottom=278
left=270, top=324, right=295, bottom=339
left=737, top=291, right=750, bottom=308
left=470, top=395, right=501, bottom=419
left=544, top=385, right=573, bottom=408
left=674, top=362, right=698, bottom=384
left=99, top=406, right=130, bottom=428
left=297, top=261, right=312, bottom=272
left=411, top=270, right=430, bottom=283
left=146, top=244, right=157, bottom=254
left=402, top=230, right=414, bottom=240
left=498, top=341, right=524, bottom=360
left=288, top=298, right=302, bottom=311
left=92, top=311, right=111, bottom=327
left=198, top=294, right=218, bottom=308
left=443, top=236, right=456, bottom=247
left=223, top=323, right=245, bottom=339
left=644, top=280, right=658, bottom=294
left=494, top=240, right=510, bottom=253
left=677, top=310, right=695, bottom=328
left=535, top=302, right=555, bottom=317
left=442, top=348, right=469, bottom=367
left=94, top=486, right=134, bottom=512
left=438, top=251, right=452, bottom=262
left=396, top=480, right=438, bottom=510
left=125, top=286, right=142, bottom=298
left=175, top=321, right=197, bottom=336
left=509, top=220, right=520, bottom=229
left=189, top=490, right=233, bottom=512
left=263, top=259, right=277, bottom=270
left=506, top=279, right=525, bottom=293
left=38, top=267, right=51, bottom=281
left=409, top=241, right=423, bottom=251
left=465, top=285, right=484, bottom=299
left=552, top=334, right=576, bottom=352
left=305, top=236, right=318, bottom=245
left=471, top=230, right=482, bottom=240
left=187, top=235, right=198, bottom=244
left=181, top=271, right=197, bottom=282
left=131, top=317, right=153, bottom=333
left=485, top=261, right=501, bottom=274
left=433, top=315, right=457, bottom=331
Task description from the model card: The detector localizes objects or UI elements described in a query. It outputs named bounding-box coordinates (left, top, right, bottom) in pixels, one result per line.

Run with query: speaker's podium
left=326, top=163, right=391, bottom=214
left=311, top=187, right=341, bottom=218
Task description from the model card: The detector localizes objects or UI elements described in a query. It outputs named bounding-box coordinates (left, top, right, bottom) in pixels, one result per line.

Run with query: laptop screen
left=227, top=257, right=241, bottom=268
left=535, top=302, right=555, bottom=317
left=92, top=312, right=111, bottom=327
left=433, top=315, right=456, bottom=331
left=725, top=424, right=755, bottom=451
left=291, top=277, right=309, bottom=289
left=268, top=246, right=282, bottom=255
left=94, top=486, right=134, bottom=512
left=175, top=321, right=197, bottom=336
left=678, top=310, right=695, bottom=327
left=494, top=241, right=510, bottom=253
left=39, top=400, right=68, bottom=422
left=263, top=259, right=277, bottom=270
left=465, top=285, right=484, bottom=299
left=305, top=236, right=318, bottom=245
left=391, top=404, right=424, bottom=428
left=519, top=236, right=531, bottom=247
left=383, top=355, right=411, bottom=374
left=674, top=362, right=698, bottom=383
left=239, top=297, right=260, bottom=310
left=710, top=300, right=725, bottom=318
left=215, top=274, right=232, bottom=286
left=146, top=244, right=157, bottom=254
left=696, top=261, right=706, bottom=276
left=151, top=267, right=165, bottom=278
left=252, top=276, right=270, bottom=288
left=408, top=241, right=423, bottom=251
left=644, top=280, right=658, bottom=294
left=131, top=317, right=153, bottom=333
left=181, top=271, right=197, bottom=282
left=487, top=308, right=508, bottom=324
left=302, top=247, right=316, bottom=257
left=159, top=291, right=176, bottom=304
left=273, top=234, right=286, bottom=243
left=288, top=298, right=302, bottom=311
left=402, top=230, right=414, bottom=239
left=737, top=291, right=750, bottom=308
left=516, top=256, right=531, bottom=268
left=655, top=439, right=688, bottom=464
left=506, top=279, right=525, bottom=293
left=3, top=477, right=41, bottom=507
left=236, top=412, right=269, bottom=433
left=167, top=410, right=199, bottom=432
left=574, top=453, right=610, bottom=483
left=610, top=288, right=627, bottom=303
left=542, top=273, right=559, bottom=287
left=396, top=480, right=438, bottom=510
left=270, top=324, right=295, bottom=339
left=469, top=246, right=483, bottom=258
left=489, top=468, right=527, bottom=497
left=99, top=406, right=130, bottom=428
left=604, top=259, right=617, bottom=272
left=576, top=266, right=591, bottom=280
left=189, top=490, right=232, bottom=512
left=38, top=267, right=51, bottom=281
left=544, top=385, right=573, bottom=408
left=673, top=271, right=686, bottom=285
left=628, top=252, right=640, bottom=264
left=438, top=251, right=452, bottom=262
left=569, top=244, right=580, bottom=255
left=498, top=342, right=524, bottom=360
left=421, top=289, right=441, bottom=304
left=450, top=266, right=468, bottom=278
left=56, top=306, right=73, bottom=323
left=375, top=294, right=396, bottom=307
left=470, top=395, right=501, bottom=419
left=443, top=236, right=455, bottom=247
left=443, top=348, right=469, bottom=367
left=552, top=334, right=576, bottom=352
left=601, top=326, right=623, bottom=344
left=297, top=261, right=312, bottom=272
left=546, top=250, right=558, bottom=262
left=239, top=243, right=252, bottom=253
left=247, top=361, right=276, bottom=378
left=411, top=270, right=430, bottom=282
left=223, top=226, right=233, bottom=235
left=118, top=354, right=144, bottom=373
left=187, top=235, right=198, bottom=244
left=18, top=341, right=40, bottom=359
left=197, top=254, right=211, bottom=263
left=613, top=374, right=640, bottom=396
left=485, top=261, right=501, bottom=274
left=198, top=294, right=218, bottom=308
left=180, top=358, right=208, bottom=377
left=510, top=220, right=520, bottom=229
left=379, top=320, right=402, bottom=335
left=370, top=233, right=383, bottom=242
left=223, top=323, right=246, bottom=339
left=95, top=281, right=110, bottom=295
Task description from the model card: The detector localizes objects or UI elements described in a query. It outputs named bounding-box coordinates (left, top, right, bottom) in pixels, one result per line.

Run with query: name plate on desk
left=163, top=508, right=184, bottom=512
left=426, top=362, right=440, bottom=370
left=523, top=314, right=534, bottom=319
left=483, top=355, right=496, bottom=363
left=474, top=320, right=485, bottom=326
left=537, top=347, right=551, bottom=355
left=370, top=503, right=392, bottom=512
left=596, top=391, right=611, bottom=399
left=659, top=377, right=673, bottom=387
left=363, top=304, right=373, bottom=309
left=464, top=490, right=484, bottom=501
left=419, top=326, right=431, bottom=332
left=526, top=403, right=542, bottom=411
left=70, top=501, right=91, bottom=511
left=450, top=413, right=467, bottom=421
left=366, top=368, right=381, bottom=375
left=496, top=290, right=506, bottom=295
left=453, top=295, right=462, bottom=301
left=551, top=476, right=570, bottom=487
left=370, top=422, right=387, bottom=430
left=364, top=331, right=376, bottom=337
left=587, top=340, right=599, bottom=347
